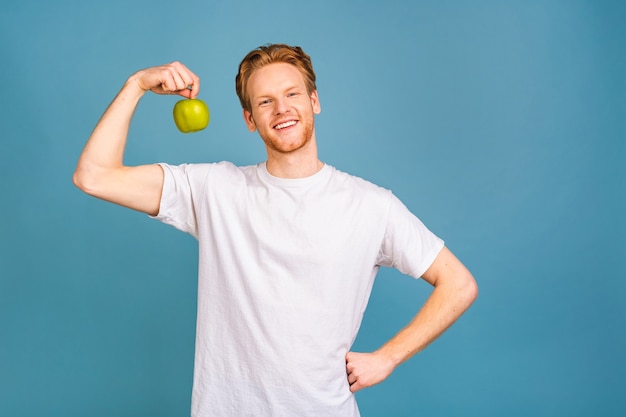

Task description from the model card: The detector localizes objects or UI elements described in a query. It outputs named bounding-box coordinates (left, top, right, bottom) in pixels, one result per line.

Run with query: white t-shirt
left=153, top=161, right=444, bottom=417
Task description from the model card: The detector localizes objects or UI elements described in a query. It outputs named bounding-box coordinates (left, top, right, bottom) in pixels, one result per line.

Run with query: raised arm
left=346, top=246, right=478, bottom=392
left=73, top=62, right=200, bottom=215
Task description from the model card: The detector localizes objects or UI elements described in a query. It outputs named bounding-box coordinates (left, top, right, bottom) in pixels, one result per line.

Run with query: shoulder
left=159, top=161, right=254, bottom=182
left=323, top=166, right=397, bottom=220
left=328, top=165, right=393, bottom=198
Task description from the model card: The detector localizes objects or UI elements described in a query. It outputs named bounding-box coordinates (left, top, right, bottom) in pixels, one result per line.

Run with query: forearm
left=74, top=76, right=146, bottom=188
left=378, top=272, right=477, bottom=367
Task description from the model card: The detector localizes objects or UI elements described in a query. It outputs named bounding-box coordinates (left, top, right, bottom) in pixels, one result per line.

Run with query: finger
left=168, top=69, right=188, bottom=93
left=347, top=372, right=357, bottom=391
left=182, top=69, right=201, bottom=99
left=180, top=83, right=196, bottom=99
left=349, top=381, right=362, bottom=393
left=169, top=61, right=200, bottom=98
left=154, top=65, right=184, bottom=95
left=158, top=70, right=180, bottom=94
left=188, top=76, right=200, bottom=99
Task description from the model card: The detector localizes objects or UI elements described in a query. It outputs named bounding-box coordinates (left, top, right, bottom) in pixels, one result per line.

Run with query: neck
left=266, top=154, right=324, bottom=179
left=265, top=137, right=323, bottom=178
left=264, top=131, right=324, bottom=178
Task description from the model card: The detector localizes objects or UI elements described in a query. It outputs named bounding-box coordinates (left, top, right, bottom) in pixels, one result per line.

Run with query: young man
left=74, top=44, right=477, bottom=416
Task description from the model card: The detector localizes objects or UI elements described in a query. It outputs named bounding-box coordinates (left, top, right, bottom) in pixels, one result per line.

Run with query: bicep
left=75, top=163, right=164, bottom=216
left=420, top=245, right=478, bottom=320
left=421, top=246, right=474, bottom=288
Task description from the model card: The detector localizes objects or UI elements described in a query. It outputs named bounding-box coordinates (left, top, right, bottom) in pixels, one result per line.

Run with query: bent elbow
left=73, top=168, right=91, bottom=193
left=462, top=272, right=479, bottom=307
left=72, top=166, right=101, bottom=197
left=73, top=168, right=87, bottom=191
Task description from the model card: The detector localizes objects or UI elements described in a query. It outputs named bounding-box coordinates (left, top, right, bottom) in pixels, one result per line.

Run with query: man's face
left=243, top=63, right=321, bottom=155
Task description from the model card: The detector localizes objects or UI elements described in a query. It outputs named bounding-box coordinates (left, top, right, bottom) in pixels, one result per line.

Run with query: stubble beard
left=262, top=117, right=315, bottom=155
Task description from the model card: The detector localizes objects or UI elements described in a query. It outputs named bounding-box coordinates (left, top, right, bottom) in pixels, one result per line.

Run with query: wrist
left=123, top=73, right=149, bottom=99
left=376, top=345, right=405, bottom=370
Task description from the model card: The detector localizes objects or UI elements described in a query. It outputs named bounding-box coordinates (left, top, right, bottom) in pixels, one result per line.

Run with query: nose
left=273, top=97, right=291, bottom=115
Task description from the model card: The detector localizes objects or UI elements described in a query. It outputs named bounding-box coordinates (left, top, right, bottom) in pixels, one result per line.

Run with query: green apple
left=173, top=98, right=210, bottom=133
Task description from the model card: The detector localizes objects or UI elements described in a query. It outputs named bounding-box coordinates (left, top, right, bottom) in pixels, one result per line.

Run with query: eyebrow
left=255, top=85, right=303, bottom=97
left=253, top=86, right=304, bottom=103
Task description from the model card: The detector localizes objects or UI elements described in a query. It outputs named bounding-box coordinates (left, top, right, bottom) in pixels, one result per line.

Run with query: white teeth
left=274, top=121, right=296, bottom=130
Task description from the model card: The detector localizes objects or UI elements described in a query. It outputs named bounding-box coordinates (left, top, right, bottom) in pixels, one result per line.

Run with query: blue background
left=1, top=0, right=624, bottom=416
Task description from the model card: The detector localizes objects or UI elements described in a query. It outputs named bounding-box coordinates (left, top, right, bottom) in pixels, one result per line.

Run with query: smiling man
left=74, top=44, right=478, bottom=417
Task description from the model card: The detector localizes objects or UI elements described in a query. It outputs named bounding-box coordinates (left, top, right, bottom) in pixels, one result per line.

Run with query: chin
left=270, top=142, right=307, bottom=154
left=264, top=136, right=310, bottom=154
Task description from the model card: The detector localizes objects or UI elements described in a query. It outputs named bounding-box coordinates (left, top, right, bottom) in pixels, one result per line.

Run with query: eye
left=258, top=99, right=271, bottom=106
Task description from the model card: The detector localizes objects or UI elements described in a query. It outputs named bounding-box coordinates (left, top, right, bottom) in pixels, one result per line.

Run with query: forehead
left=247, top=62, right=306, bottom=98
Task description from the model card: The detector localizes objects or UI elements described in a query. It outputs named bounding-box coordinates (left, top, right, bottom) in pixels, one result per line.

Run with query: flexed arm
left=346, top=246, right=478, bottom=392
left=73, top=62, right=200, bottom=215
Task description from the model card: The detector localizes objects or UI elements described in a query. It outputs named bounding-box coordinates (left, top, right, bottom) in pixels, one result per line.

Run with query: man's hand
left=345, top=351, right=396, bottom=393
left=131, top=61, right=200, bottom=99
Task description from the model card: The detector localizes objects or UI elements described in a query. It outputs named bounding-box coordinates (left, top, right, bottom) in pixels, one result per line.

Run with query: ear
left=243, top=109, right=257, bottom=132
left=310, top=90, right=321, bottom=115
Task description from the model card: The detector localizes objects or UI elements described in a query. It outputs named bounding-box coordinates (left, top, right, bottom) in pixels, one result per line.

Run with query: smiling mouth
left=274, top=120, right=297, bottom=130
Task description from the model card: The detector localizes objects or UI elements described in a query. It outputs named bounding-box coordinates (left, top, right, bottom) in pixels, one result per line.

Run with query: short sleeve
left=376, top=194, right=445, bottom=279
left=150, top=163, right=210, bottom=239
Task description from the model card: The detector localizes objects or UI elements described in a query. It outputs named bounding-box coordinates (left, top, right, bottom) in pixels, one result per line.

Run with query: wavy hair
left=236, top=44, right=317, bottom=112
